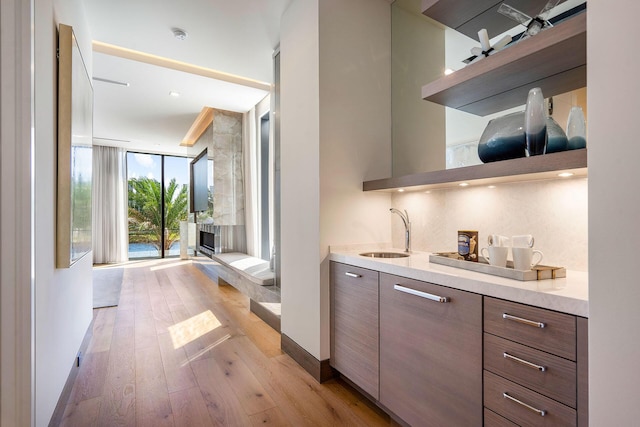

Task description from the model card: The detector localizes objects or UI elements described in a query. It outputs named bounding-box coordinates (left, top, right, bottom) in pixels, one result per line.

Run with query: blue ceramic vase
left=478, top=112, right=568, bottom=163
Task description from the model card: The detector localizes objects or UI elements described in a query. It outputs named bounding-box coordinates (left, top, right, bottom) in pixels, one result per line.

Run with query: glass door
left=163, top=155, right=189, bottom=257
left=127, top=152, right=162, bottom=259
left=127, top=152, right=189, bottom=259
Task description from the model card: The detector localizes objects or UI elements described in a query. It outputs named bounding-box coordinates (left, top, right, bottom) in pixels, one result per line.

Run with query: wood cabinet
left=330, top=262, right=379, bottom=399
left=330, top=263, right=588, bottom=426
left=483, top=296, right=589, bottom=426
left=379, top=273, right=483, bottom=426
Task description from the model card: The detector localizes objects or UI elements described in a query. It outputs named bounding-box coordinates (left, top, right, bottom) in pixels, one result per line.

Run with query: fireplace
left=200, top=229, right=215, bottom=252
left=197, top=224, right=246, bottom=257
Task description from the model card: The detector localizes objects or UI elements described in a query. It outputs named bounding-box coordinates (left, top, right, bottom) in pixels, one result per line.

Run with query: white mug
left=512, top=247, right=543, bottom=271
left=488, top=234, right=509, bottom=247
left=512, top=234, right=535, bottom=248
left=481, top=246, right=508, bottom=268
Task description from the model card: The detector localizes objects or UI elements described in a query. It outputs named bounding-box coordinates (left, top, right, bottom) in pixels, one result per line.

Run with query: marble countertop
left=329, top=245, right=588, bottom=317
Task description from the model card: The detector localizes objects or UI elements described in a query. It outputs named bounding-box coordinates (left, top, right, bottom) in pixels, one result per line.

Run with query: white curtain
left=92, top=145, right=128, bottom=263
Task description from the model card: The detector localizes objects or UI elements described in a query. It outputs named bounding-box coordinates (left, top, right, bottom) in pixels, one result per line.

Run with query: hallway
left=55, top=258, right=392, bottom=426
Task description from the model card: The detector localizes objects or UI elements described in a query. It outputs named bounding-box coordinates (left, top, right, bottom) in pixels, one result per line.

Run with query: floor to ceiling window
left=127, top=152, right=189, bottom=259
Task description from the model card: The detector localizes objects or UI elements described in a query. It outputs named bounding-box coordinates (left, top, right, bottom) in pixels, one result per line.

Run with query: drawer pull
left=503, top=392, right=546, bottom=417
left=503, top=313, right=545, bottom=329
left=345, top=272, right=361, bottom=278
left=503, top=352, right=547, bottom=372
left=394, top=284, right=449, bottom=303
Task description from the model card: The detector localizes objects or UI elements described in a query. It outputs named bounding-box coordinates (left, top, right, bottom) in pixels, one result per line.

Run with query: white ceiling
left=84, top=0, right=293, bottom=155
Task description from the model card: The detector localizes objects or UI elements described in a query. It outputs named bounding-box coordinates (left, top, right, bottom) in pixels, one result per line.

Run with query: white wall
left=392, top=177, right=588, bottom=271
left=588, top=1, right=640, bottom=423
left=318, top=0, right=392, bottom=360
left=280, top=0, right=323, bottom=358
left=34, top=0, right=94, bottom=425
left=280, top=0, right=392, bottom=360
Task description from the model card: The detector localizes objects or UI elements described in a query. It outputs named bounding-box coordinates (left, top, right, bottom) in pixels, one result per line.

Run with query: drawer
left=485, top=333, right=577, bottom=408
left=485, top=408, right=519, bottom=427
left=331, top=262, right=379, bottom=288
left=484, top=297, right=576, bottom=360
left=485, top=370, right=576, bottom=427
left=330, top=262, right=379, bottom=398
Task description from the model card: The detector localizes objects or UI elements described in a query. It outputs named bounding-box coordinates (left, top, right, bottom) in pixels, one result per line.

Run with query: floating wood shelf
left=363, top=149, right=587, bottom=192
left=421, top=12, right=586, bottom=116
left=421, top=0, right=568, bottom=40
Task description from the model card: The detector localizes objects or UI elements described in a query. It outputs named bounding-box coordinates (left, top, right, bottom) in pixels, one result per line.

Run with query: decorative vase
left=566, top=106, right=587, bottom=150
left=477, top=112, right=567, bottom=162
left=546, top=117, right=569, bottom=153
left=524, top=87, right=547, bottom=156
left=477, top=112, right=525, bottom=163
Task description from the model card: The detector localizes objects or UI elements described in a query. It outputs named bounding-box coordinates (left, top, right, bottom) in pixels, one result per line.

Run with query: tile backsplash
left=391, top=177, right=588, bottom=271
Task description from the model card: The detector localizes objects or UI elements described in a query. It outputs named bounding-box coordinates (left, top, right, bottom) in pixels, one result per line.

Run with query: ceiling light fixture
left=488, top=185, right=496, bottom=189
left=459, top=182, right=469, bottom=187
left=169, top=91, right=181, bottom=97
left=172, top=28, right=188, bottom=40
left=398, top=189, right=405, bottom=192
left=558, top=172, right=574, bottom=178
left=92, top=76, right=130, bottom=87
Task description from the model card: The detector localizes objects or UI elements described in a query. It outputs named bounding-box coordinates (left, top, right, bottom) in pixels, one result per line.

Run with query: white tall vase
left=524, top=87, right=547, bottom=156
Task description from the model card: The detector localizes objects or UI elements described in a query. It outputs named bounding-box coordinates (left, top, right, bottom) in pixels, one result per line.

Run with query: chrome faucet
left=390, top=208, right=411, bottom=253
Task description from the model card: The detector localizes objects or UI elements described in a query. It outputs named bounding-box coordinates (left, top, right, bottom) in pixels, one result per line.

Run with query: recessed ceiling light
left=444, top=68, right=455, bottom=75
left=398, top=189, right=405, bottom=192
left=169, top=91, right=181, bottom=97
left=488, top=185, right=496, bottom=189
left=558, top=172, right=574, bottom=178
left=459, top=182, right=469, bottom=187
left=172, top=28, right=188, bottom=40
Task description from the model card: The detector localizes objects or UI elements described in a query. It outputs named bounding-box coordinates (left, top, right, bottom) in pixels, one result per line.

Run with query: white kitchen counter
left=329, top=245, right=588, bottom=317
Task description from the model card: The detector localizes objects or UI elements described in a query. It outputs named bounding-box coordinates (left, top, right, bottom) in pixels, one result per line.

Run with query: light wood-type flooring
left=57, top=257, right=393, bottom=426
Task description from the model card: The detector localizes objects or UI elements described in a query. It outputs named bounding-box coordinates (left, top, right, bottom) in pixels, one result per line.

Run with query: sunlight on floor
left=150, top=260, right=192, bottom=271
left=180, top=334, right=232, bottom=367
left=98, top=258, right=193, bottom=269
left=168, top=310, right=221, bottom=349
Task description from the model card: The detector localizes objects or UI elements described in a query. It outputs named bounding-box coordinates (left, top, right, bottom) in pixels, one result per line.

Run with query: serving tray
left=429, top=252, right=566, bottom=281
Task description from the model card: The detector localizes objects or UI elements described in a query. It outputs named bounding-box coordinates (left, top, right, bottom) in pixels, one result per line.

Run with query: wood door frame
left=0, top=0, right=34, bottom=424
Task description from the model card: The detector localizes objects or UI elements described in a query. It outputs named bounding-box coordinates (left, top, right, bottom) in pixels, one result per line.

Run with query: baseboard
left=48, top=313, right=95, bottom=427
left=280, top=333, right=335, bottom=383
left=249, top=299, right=281, bottom=332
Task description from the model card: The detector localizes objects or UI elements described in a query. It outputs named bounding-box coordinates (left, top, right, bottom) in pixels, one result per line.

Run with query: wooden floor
left=57, top=258, right=393, bottom=426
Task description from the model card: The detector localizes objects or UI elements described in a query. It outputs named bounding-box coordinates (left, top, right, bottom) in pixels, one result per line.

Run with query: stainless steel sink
left=360, top=251, right=410, bottom=258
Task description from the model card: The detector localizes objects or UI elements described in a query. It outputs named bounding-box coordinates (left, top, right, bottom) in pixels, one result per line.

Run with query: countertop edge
left=330, top=250, right=589, bottom=318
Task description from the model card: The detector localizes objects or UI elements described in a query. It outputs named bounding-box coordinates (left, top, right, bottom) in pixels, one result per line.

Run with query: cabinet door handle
left=503, top=352, right=546, bottom=372
left=394, top=284, right=449, bottom=303
left=345, top=272, right=361, bottom=278
left=503, top=392, right=546, bottom=417
left=502, top=313, right=545, bottom=329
